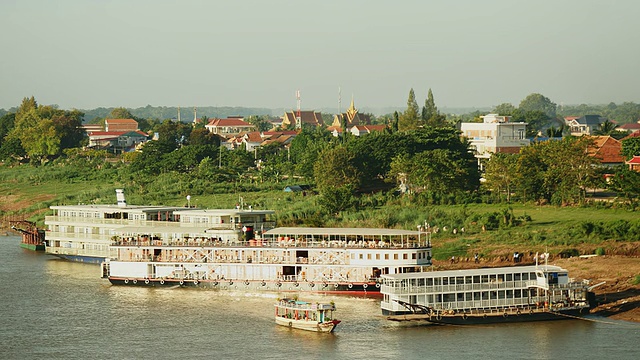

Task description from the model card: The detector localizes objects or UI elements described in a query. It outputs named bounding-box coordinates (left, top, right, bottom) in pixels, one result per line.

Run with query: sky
left=1, top=0, right=639, bottom=113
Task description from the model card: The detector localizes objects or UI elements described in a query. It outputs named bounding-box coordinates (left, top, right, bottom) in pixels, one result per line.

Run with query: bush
left=558, top=248, right=580, bottom=258
left=595, top=247, right=606, bottom=256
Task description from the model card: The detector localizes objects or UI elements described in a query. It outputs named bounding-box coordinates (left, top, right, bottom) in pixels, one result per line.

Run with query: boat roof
left=114, top=225, right=235, bottom=235
left=381, top=265, right=567, bottom=280
left=50, top=204, right=187, bottom=212
left=174, top=209, right=275, bottom=216
left=264, top=227, right=421, bottom=236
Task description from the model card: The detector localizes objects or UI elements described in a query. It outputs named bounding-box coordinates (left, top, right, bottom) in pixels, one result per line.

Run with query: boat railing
left=46, top=245, right=108, bottom=257
left=45, top=231, right=114, bottom=242
left=382, top=280, right=538, bottom=295
left=111, top=238, right=430, bottom=250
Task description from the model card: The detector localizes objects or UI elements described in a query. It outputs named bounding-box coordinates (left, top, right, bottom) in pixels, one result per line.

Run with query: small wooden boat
left=275, top=298, right=341, bottom=332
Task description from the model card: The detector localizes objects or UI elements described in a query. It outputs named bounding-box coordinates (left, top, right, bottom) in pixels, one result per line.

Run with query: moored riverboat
left=381, top=264, right=594, bottom=325
left=275, top=298, right=340, bottom=332
left=10, top=220, right=45, bottom=251
left=103, top=226, right=433, bottom=294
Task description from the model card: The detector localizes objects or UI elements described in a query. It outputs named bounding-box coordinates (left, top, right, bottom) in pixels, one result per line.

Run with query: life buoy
left=323, top=282, right=328, bottom=288
left=462, top=314, right=468, bottom=320
left=309, top=282, right=315, bottom=288
left=276, top=282, right=282, bottom=287
left=375, top=283, right=380, bottom=288
left=363, top=284, right=368, bottom=289
left=503, top=313, right=508, bottom=318
left=529, top=310, right=534, bottom=315
left=334, top=283, right=339, bottom=288
left=436, top=313, right=442, bottom=321
left=132, top=279, right=137, bottom=284
left=213, top=281, right=218, bottom=286
left=179, top=280, right=184, bottom=285
left=244, top=280, right=250, bottom=286
left=483, top=314, right=487, bottom=319
left=261, top=281, right=266, bottom=286
left=294, top=282, right=299, bottom=287
left=124, top=279, right=129, bottom=284
left=288, top=322, right=292, bottom=327
left=516, top=310, right=521, bottom=316
left=194, top=280, right=199, bottom=285
left=144, top=279, right=149, bottom=285
left=229, top=281, right=233, bottom=286
left=348, top=283, right=353, bottom=289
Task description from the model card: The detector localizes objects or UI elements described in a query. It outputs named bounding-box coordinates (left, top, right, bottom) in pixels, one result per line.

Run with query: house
left=326, top=126, right=343, bottom=137
left=626, top=156, right=640, bottom=171
left=105, top=119, right=138, bottom=132
left=588, top=136, right=624, bottom=167
left=282, top=110, right=323, bottom=128
left=88, top=130, right=149, bottom=152
left=565, top=115, right=604, bottom=136
left=459, top=114, right=529, bottom=161
left=331, top=97, right=371, bottom=128
left=349, top=124, right=387, bottom=137
left=617, top=122, right=640, bottom=134
left=205, top=118, right=255, bottom=135
left=226, top=130, right=299, bottom=152
left=81, top=124, right=103, bottom=136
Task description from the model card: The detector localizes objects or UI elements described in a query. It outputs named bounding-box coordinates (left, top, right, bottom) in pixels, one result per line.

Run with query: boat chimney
left=116, top=189, right=127, bottom=208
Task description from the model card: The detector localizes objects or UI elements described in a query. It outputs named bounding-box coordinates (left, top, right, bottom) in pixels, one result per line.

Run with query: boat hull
left=385, top=307, right=588, bottom=325
left=275, top=317, right=340, bottom=332
left=20, top=243, right=46, bottom=252
left=107, top=277, right=381, bottom=295
left=50, top=254, right=106, bottom=264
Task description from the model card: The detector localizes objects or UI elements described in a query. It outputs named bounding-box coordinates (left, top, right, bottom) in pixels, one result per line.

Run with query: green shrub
left=595, top=247, right=606, bottom=256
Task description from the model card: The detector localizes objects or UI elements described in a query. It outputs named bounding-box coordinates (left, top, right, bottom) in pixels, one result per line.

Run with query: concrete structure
left=460, top=114, right=529, bottom=160
left=205, top=117, right=255, bottom=135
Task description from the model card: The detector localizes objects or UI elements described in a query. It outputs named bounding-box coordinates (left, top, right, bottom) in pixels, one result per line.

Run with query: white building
left=460, top=114, right=529, bottom=160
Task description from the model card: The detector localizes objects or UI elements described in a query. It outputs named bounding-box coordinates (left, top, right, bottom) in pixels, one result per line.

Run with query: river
left=0, top=234, right=638, bottom=359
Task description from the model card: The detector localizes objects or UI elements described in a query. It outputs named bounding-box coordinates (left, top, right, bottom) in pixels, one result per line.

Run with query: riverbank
left=434, top=255, right=640, bottom=323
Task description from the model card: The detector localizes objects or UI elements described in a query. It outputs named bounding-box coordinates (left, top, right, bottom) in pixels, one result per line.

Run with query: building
left=105, top=119, right=139, bottom=132
left=565, top=115, right=604, bottom=136
left=331, top=97, right=371, bottom=128
left=588, top=136, right=624, bottom=167
left=87, top=131, right=150, bottom=152
left=205, top=118, right=255, bottom=135
left=282, top=110, right=323, bottom=128
left=459, top=114, right=529, bottom=161
left=626, top=156, right=640, bottom=171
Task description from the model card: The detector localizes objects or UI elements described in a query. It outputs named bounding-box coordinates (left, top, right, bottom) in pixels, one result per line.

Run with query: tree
left=109, top=107, right=134, bottom=119
left=246, top=115, right=272, bottom=132
left=421, top=88, right=447, bottom=127
left=621, top=137, right=640, bottom=160
left=155, top=119, right=192, bottom=151
left=545, top=125, right=565, bottom=138
left=593, top=119, right=618, bottom=135
left=484, top=153, right=519, bottom=202
left=0, top=113, right=15, bottom=148
left=392, top=111, right=399, bottom=133
left=313, top=145, right=360, bottom=191
left=189, top=128, right=220, bottom=146
left=518, top=93, right=557, bottom=119
left=493, top=103, right=516, bottom=115
left=399, top=88, right=420, bottom=131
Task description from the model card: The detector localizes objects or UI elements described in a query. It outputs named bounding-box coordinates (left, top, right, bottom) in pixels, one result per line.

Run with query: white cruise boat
left=44, top=189, right=188, bottom=263
left=102, top=226, right=433, bottom=294
left=381, top=264, right=594, bottom=324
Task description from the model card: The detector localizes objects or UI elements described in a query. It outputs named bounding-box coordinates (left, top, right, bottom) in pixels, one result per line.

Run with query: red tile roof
left=589, top=136, right=624, bottom=164
left=626, top=156, right=640, bottom=165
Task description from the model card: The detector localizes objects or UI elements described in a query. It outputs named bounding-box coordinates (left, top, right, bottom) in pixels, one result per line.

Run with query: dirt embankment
left=435, top=255, right=640, bottom=323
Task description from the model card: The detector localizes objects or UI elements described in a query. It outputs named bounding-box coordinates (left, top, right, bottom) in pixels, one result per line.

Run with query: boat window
left=385, top=254, right=389, bottom=260
left=367, top=254, right=371, bottom=260
left=506, top=274, right=513, bottom=281
left=436, top=294, right=442, bottom=303
left=514, top=273, right=521, bottom=281
left=426, top=278, right=433, bottom=286
left=490, top=291, right=497, bottom=300
left=514, top=289, right=522, bottom=298
left=506, top=290, right=513, bottom=298
left=465, top=276, right=472, bottom=284
left=474, top=292, right=481, bottom=301
left=498, top=290, right=505, bottom=299
left=442, top=277, right=448, bottom=285
left=481, top=291, right=489, bottom=300
left=418, top=278, right=425, bottom=286
left=359, top=254, right=363, bottom=260
left=457, top=293, right=464, bottom=302
left=456, top=277, right=464, bottom=285
left=443, top=294, right=455, bottom=303
left=489, top=274, right=497, bottom=283
left=376, top=254, right=380, bottom=260
left=530, top=272, right=536, bottom=280
left=522, top=273, right=529, bottom=281
left=394, top=254, right=398, bottom=260
left=403, top=253, right=408, bottom=260
left=449, top=277, right=456, bottom=285
left=465, top=293, right=472, bottom=301
left=433, top=278, right=441, bottom=286
left=497, top=274, right=504, bottom=282
left=481, top=275, right=489, bottom=283
left=473, top=276, right=480, bottom=284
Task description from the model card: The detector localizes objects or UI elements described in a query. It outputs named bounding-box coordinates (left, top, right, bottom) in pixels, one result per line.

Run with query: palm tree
left=594, top=119, right=618, bottom=136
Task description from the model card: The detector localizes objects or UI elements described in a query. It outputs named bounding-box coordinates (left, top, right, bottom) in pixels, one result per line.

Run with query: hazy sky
left=1, top=0, right=639, bottom=113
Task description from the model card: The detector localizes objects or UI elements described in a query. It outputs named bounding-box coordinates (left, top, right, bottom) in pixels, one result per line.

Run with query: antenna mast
left=296, top=90, right=301, bottom=129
